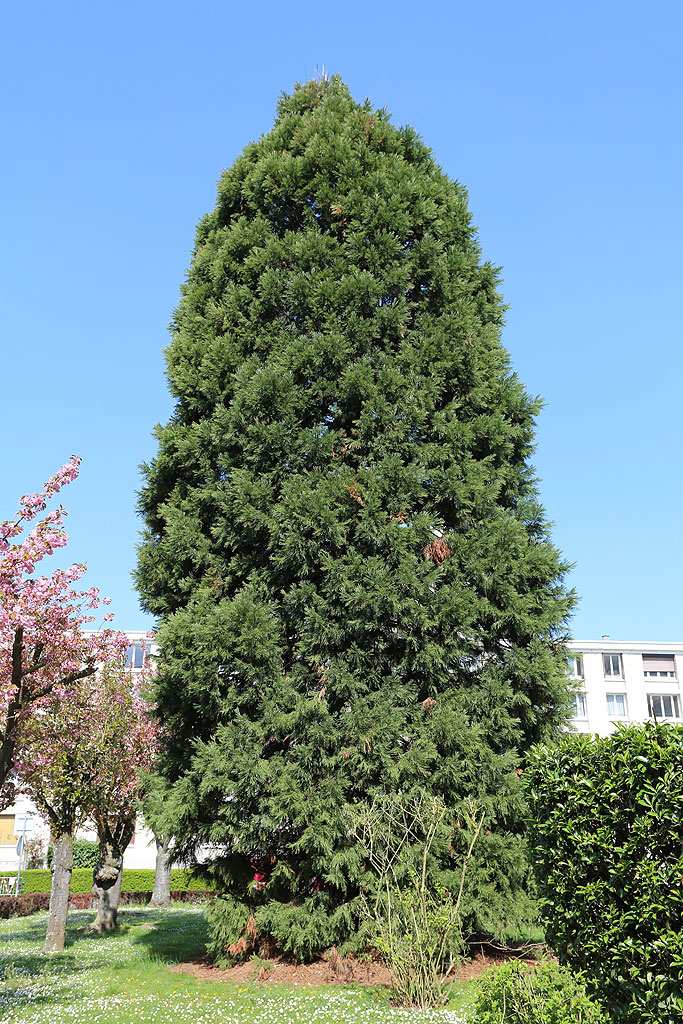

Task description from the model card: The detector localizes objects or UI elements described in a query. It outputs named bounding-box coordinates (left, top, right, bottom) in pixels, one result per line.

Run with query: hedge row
left=0, top=890, right=211, bottom=919
left=15, top=869, right=213, bottom=895
left=526, top=723, right=683, bottom=1024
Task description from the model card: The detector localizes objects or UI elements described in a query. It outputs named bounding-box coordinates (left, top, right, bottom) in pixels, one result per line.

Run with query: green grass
left=0, top=907, right=476, bottom=1023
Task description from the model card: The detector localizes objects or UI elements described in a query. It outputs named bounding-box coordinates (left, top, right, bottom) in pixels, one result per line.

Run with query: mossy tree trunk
left=88, top=814, right=135, bottom=933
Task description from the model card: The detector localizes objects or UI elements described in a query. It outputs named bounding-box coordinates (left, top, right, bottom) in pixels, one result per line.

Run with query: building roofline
left=571, top=640, right=683, bottom=652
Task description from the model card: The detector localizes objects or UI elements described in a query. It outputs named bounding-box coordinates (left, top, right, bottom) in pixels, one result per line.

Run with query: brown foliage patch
left=424, top=537, right=452, bottom=565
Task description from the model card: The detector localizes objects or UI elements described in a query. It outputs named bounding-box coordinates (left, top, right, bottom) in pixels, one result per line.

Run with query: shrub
left=19, top=893, right=51, bottom=915
left=526, top=724, right=683, bottom=1023
left=18, top=867, right=213, bottom=895
left=73, top=839, right=99, bottom=868
left=205, top=895, right=252, bottom=964
left=0, top=889, right=210, bottom=918
left=472, top=959, right=608, bottom=1023
left=353, top=793, right=483, bottom=1009
left=0, top=897, right=18, bottom=918
left=24, top=836, right=47, bottom=868
left=0, top=893, right=51, bottom=918
left=47, top=839, right=99, bottom=868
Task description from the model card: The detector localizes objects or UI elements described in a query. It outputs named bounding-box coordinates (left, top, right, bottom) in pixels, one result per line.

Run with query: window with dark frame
left=125, top=644, right=151, bottom=670
left=568, top=655, right=584, bottom=678
left=574, top=693, right=587, bottom=718
left=603, top=653, right=623, bottom=678
left=647, top=694, right=681, bottom=720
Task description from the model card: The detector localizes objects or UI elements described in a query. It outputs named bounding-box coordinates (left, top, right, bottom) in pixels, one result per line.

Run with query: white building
left=568, top=637, right=683, bottom=736
left=0, top=633, right=158, bottom=873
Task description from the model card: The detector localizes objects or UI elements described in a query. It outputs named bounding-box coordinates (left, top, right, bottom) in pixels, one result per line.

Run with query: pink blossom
left=1, top=458, right=127, bottom=804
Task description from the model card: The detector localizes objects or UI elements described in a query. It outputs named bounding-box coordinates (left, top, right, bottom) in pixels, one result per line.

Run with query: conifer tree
left=136, top=76, right=574, bottom=959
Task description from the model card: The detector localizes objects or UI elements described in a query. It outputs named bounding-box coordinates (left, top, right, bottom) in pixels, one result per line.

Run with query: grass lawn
left=0, top=907, right=476, bottom=1024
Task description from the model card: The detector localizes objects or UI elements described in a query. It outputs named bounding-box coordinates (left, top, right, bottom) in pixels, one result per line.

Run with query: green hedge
left=526, top=723, right=683, bottom=1024
left=471, top=958, right=608, bottom=1024
left=14, top=868, right=213, bottom=895
left=48, top=839, right=99, bottom=869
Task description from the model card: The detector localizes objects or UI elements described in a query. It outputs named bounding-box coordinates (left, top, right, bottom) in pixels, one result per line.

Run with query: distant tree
left=0, top=457, right=126, bottom=801
left=15, top=661, right=157, bottom=948
left=139, top=773, right=174, bottom=908
left=136, top=76, right=575, bottom=958
left=86, top=660, right=159, bottom=933
left=17, top=677, right=104, bottom=951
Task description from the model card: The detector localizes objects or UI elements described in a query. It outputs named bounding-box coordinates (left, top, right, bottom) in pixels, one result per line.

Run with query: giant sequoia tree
left=136, top=76, right=574, bottom=958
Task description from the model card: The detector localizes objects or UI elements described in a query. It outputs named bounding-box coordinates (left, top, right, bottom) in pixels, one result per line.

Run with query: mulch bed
left=171, top=948, right=537, bottom=988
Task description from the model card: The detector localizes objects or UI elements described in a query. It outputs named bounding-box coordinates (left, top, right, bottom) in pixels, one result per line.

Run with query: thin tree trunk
left=44, top=833, right=73, bottom=952
left=148, top=837, right=172, bottom=907
left=88, top=841, right=123, bottom=933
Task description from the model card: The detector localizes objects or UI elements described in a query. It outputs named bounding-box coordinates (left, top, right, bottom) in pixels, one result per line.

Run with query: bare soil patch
left=171, top=949, right=517, bottom=988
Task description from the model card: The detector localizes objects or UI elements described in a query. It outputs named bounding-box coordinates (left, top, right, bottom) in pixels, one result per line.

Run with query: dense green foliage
left=16, top=868, right=210, bottom=895
left=472, top=959, right=607, bottom=1024
left=136, top=75, right=574, bottom=959
left=526, top=724, right=683, bottom=1024
left=47, top=838, right=99, bottom=869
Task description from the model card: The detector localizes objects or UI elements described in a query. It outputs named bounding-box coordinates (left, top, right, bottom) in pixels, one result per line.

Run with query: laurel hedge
left=471, top=958, right=608, bottom=1023
left=526, top=723, right=683, bottom=1024
left=11, top=868, right=212, bottom=895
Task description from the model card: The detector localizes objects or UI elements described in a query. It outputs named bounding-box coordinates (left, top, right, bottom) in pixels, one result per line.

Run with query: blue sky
left=1, top=0, right=681, bottom=640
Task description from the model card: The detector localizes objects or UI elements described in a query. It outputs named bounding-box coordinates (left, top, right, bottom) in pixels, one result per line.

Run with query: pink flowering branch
left=1, top=459, right=128, bottom=803
left=14, top=658, right=159, bottom=840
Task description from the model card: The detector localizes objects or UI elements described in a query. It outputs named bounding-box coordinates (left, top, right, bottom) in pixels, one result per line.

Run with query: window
left=647, top=694, right=681, bottom=720
left=0, top=815, right=16, bottom=845
left=574, top=693, right=587, bottom=718
left=606, top=693, right=628, bottom=717
left=642, top=655, right=676, bottom=679
left=568, top=655, right=584, bottom=679
left=603, top=654, right=623, bottom=678
left=125, top=644, right=151, bottom=670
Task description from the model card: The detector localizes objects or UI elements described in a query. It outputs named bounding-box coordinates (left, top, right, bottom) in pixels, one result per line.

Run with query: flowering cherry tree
left=87, top=658, right=159, bottom=934
left=0, top=457, right=127, bottom=801
left=15, top=659, right=159, bottom=949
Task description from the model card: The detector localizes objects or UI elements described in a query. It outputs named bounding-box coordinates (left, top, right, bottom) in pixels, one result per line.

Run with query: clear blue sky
left=2, top=0, right=681, bottom=641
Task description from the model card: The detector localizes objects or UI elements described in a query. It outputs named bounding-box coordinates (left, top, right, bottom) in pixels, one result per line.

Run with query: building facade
left=568, top=638, right=683, bottom=736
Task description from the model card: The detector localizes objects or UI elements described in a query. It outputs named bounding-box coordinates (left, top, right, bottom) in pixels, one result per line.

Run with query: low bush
left=47, top=839, right=99, bottom=869
left=353, top=794, right=483, bottom=1010
left=0, top=893, right=50, bottom=918
left=526, top=723, right=683, bottom=1023
left=472, top=958, right=608, bottom=1023
left=0, top=889, right=211, bottom=918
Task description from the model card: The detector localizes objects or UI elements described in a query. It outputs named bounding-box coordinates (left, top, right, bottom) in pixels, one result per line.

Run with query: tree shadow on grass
left=1, top=910, right=129, bottom=1015
left=127, top=907, right=209, bottom=964
left=0, top=906, right=210, bottom=1020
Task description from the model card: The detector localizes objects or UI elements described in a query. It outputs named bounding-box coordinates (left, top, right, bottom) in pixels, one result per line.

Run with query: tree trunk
left=148, top=837, right=172, bottom=907
left=88, top=841, right=123, bottom=933
left=44, top=833, right=73, bottom=952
